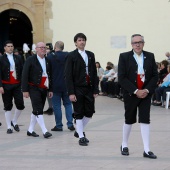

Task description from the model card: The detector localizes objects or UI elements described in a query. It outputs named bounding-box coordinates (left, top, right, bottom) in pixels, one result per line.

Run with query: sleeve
left=64, top=54, right=75, bottom=95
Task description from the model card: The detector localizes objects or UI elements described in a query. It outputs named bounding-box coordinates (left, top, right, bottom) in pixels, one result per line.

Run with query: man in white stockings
left=65, top=33, right=99, bottom=146
left=118, top=34, right=158, bottom=159
left=22, top=42, right=53, bottom=138
left=0, top=40, right=24, bottom=134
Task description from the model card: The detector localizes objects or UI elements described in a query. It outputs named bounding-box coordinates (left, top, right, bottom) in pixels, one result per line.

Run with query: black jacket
left=118, top=50, right=158, bottom=95
left=0, top=54, right=23, bottom=87
left=21, top=55, right=52, bottom=92
left=65, top=49, right=99, bottom=95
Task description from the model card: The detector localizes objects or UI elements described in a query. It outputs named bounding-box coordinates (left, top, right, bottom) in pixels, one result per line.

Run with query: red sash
left=137, top=74, right=144, bottom=89
left=2, top=71, right=20, bottom=84
left=29, top=76, right=47, bottom=89
left=86, top=74, right=90, bottom=85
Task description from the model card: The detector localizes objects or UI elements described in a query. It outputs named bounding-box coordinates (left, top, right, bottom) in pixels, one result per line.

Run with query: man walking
left=0, top=40, right=24, bottom=134
left=22, top=42, right=52, bottom=138
left=65, top=33, right=99, bottom=146
left=118, top=34, right=158, bottom=159
left=48, top=41, right=75, bottom=131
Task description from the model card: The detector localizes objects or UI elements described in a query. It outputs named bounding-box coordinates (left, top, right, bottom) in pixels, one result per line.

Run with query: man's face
left=75, top=38, right=86, bottom=50
left=36, top=42, right=46, bottom=58
left=131, top=36, right=144, bottom=55
left=4, top=43, right=14, bottom=54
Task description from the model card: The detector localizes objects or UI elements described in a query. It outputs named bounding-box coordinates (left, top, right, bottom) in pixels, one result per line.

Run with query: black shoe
left=7, top=129, right=13, bottom=134
left=68, top=125, right=75, bottom=131
left=79, top=137, right=88, bottom=146
left=51, top=126, right=63, bottom=131
left=11, top=121, right=20, bottom=132
left=44, top=132, right=52, bottom=138
left=44, top=108, right=53, bottom=115
left=0, top=122, right=1, bottom=126
left=143, top=151, right=157, bottom=159
left=27, top=131, right=39, bottom=137
left=121, top=146, right=129, bottom=156
left=74, top=131, right=89, bottom=143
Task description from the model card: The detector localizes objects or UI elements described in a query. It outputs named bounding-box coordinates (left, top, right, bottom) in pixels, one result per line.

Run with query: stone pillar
left=33, top=0, right=44, bottom=43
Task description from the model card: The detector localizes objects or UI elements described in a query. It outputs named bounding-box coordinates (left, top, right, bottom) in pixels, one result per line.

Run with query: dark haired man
left=22, top=42, right=53, bottom=138
left=0, top=40, right=25, bottom=134
left=65, top=33, right=99, bottom=146
left=118, top=34, right=158, bottom=159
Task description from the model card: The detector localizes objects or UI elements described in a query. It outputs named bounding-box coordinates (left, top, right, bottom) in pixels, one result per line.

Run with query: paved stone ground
left=0, top=95, right=170, bottom=170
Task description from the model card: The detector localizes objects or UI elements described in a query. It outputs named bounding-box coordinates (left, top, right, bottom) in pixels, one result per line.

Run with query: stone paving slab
left=0, top=96, right=170, bottom=170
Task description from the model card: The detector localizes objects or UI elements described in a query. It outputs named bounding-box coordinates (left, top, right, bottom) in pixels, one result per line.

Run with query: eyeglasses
left=37, top=47, right=47, bottom=49
left=132, top=41, right=144, bottom=45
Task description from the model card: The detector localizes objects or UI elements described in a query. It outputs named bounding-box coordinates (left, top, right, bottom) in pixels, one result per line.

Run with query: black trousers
left=29, top=86, right=47, bottom=116
left=72, top=86, right=95, bottom=119
left=123, top=93, right=151, bottom=124
left=2, top=84, right=25, bottom=111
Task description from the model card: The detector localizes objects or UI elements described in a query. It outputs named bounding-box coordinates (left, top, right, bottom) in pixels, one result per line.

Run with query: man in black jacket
left=118, top=34, right=158, bottom=159
left=65, top=33, right=99, bottom=146
left=0, top=40, right=24, bottom=134
left=22, top=42, right=53, bottom=138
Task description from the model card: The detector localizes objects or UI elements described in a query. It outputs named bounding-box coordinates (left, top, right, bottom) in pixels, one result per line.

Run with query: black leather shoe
left=11, top=121, right=20, bottom=132
left=7, top=129, right=13, bottom=134
left=0, top=122, right=1, bottom=126
left=74, top=131, right=89, bottom=143
left=43, top=108, right=53, bottom=115
left=51, top=126, right=63, bottom=131
left=121, top=146, right=129, bottom=156
left=79, top=137, right=88, bottom=146
left=143, top=151, right=157, bottom=159
left=68, top=125, right=75, bottom=131
left=44, top=132, right=52, bottom=138
left=27, top=131, right=39, bottom=137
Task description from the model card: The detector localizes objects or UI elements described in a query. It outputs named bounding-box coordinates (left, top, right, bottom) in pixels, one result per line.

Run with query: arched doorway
left=0, top=9, right=32, bottom=53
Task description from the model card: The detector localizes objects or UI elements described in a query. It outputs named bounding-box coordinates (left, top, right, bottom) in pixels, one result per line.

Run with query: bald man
left=22, top=42, right=53, bottom=138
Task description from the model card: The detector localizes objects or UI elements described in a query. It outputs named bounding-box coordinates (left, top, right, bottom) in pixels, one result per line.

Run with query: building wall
left=50, top=0, right=170, bottom=67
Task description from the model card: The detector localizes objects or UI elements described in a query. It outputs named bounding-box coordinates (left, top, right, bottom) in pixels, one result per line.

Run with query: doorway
left=0, top=9, right=33, bottom=53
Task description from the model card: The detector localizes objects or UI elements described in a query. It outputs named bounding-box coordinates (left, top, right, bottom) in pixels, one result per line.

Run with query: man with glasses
left=22, top=42, right=53, bottom=138
left=0, top=40, right=25, bottom=134
left=118, top=34, right=158, bottom=159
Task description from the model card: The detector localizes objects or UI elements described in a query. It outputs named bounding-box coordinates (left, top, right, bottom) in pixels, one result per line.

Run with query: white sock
left=28, top=113, right=37, bottom=133
left=36, top=115, right=48, bottom=134
left=5, top=111, right=12, bottom=129
left=140, top=123, right=150, bottom=154
left=82, top=116, right=91, bottom=128
left=122, top=123, right=132, bottom=150
left=76, top=119, right=84, bottom=138
left=12, top=109, right=22, bottom=125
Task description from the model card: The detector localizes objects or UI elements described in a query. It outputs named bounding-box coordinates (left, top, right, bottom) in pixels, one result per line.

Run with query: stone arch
left=0, top=0, right=53, bottom=44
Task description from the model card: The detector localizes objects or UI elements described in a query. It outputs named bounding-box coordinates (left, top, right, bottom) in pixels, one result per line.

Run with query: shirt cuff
left=134, top=89, right=138, bottom=94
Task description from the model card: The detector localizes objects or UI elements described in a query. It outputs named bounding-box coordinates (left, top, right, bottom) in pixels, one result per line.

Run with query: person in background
left=95, top=62, right=104, bottom=90
left=48, top=41, right=75, bottom=131
left=0, top=40, right=25, bottom=134
left=43, top=43, right=54, bottom=115
left=118, top=34, right=158, bottom=159
left=22, top=42, right=53, bottom=138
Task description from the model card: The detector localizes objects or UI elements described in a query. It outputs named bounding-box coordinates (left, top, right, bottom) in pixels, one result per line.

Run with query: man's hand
left=136, top=89, right=148, bottom=98
left=23, top=92, right=30, bottom=98
left=93, top=94, right=98, bottom=98
left=0, top=87, right=4, bottom=94
left=69, top=94, right=77, bottom=102
left=48, top=92, right=53, bottom=98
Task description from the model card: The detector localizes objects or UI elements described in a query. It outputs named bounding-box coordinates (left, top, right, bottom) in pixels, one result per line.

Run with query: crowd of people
left=1, top=33, right=169, bottom=159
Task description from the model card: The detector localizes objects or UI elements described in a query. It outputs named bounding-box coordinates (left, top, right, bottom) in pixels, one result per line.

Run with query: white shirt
left=78, top=49, right=88, bottom=74
left=37, top=55, right=47, bottom=76
left=6, top=53, right=15, bottom=71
